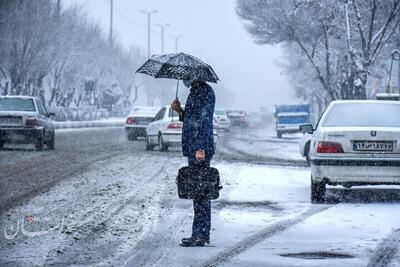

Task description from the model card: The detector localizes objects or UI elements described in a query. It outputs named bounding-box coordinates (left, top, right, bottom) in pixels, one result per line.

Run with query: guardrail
left=53, top=119, right=125, bottom=129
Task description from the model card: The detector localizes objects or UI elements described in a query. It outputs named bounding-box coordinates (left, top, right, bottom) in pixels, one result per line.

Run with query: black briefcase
left=176, top=165, right=222, bottom=200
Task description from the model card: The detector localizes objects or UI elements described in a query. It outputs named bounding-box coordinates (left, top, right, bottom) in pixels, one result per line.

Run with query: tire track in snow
left=202, top=205, right=333, bottom=267
left=116, top=162, right=190, bottom=267
left=44, top=154, right=172, bottom=266
left=367, top=229, right=400, bottom=267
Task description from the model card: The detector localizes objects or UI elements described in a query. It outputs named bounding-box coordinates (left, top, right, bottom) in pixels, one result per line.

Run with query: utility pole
left=171, top=35, right=183, bottom=53
left=398, top=23, right=400, bottom=95
left=141, top=10, right=158, bottom=57
left=156, top=23, right=170, bottom=54
left=56, top=0, right=61, bottom=19
left=109, top=0, right=114, bottom=47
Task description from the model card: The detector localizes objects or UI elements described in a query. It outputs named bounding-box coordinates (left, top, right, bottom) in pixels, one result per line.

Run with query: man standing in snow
left=171, top=80, right=215, bottom=247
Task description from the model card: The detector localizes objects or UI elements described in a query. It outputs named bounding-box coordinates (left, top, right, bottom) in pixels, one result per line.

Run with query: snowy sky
left=65, top=0, right=296, bottom=111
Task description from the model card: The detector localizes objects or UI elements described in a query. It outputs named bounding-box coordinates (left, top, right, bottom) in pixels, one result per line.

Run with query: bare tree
left=0, top=0, right=150, bottom=113
left=237, top=0, right=400, bottom=101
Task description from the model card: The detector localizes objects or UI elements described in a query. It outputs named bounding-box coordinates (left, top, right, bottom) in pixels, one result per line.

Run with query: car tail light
left=167, top=122, right=183, bottom=129
left=26, top=116, right=38, bottom=126
left=126, top=117, right=135, bottom=125
left=317, top=141, right=344, bottom=153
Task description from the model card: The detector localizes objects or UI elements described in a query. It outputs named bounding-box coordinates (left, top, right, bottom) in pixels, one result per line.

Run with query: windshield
left=215, top=110, right=226, bottom=116
left=322, top=103, right=400, bottom=127
left=0, top=98, right=36, bottom=112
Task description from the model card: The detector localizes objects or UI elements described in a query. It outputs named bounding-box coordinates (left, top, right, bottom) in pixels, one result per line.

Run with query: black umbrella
left=136, top=52, right=219, bottom=98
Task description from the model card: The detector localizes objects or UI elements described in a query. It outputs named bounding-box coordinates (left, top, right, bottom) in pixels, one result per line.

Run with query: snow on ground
left=139, top=163, right=314, bottom=266
left=0, top=152, right=181, bottom=266
left=224, top=203, right=400, bottom=267
left=2, top=126, right=400, bottom=266
left=160, top=161, right=400, bottom=267
left=218, top=163, right=312, bottom=228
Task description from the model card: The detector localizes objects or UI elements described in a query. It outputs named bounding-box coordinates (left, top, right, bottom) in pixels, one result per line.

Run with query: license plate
left=0, top=117, right=22, bottom=125
left=353, top=141, right=393, bottom=152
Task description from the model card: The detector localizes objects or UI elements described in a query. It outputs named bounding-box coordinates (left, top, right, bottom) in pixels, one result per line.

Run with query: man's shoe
left=194, top=237, right=210, bottom=247
left=180, top=237, right=196, bottom=247
left=180, top=237, right=210, bottom=247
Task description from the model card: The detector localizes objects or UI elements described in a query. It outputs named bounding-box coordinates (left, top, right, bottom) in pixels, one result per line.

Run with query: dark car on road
left=226, top=110, right=249, bottom=128
left=125, top=106, right=160, bottom=141
left=0, top=96, right=55, bottom=150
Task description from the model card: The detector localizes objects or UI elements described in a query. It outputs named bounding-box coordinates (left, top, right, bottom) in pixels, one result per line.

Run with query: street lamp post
left=171, top=35, right=183, bottom=53
left=387, top=50, right=400, bottom=94
left=141, top=10, right=158, bottom=58
left=156, top=23, right=170, bottom=54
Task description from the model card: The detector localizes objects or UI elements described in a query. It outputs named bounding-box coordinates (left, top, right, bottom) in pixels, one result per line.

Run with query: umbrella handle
left=175, top=80, right=179, bottom=100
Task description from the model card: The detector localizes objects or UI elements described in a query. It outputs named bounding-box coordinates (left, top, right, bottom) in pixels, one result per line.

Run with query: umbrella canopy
left=136, top=52, right=219, bottom=83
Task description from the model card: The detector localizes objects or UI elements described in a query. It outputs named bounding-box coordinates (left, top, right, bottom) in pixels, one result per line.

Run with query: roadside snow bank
left=53, top=118, right=125, bottom=129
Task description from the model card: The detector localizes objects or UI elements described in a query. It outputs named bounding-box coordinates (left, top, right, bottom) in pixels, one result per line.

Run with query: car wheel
left=35, top=132, right=44, bottom=151
left=311, top=176, right=325, bottom=204
left=0, top=141, right=3, bottom=148
left=158, top=134, right=168, bottom=151
left=47, top=132, right=55, bottom=150
left=145, top=135, right=154, bottom=151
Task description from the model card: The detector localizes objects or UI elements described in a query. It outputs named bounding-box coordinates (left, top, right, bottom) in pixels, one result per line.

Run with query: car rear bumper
left=163, top=132, right=182, bottom=146
left=125, top=126, right=147, bottom=137
left=216, top=122, right=231, bottom=130
left=311, top=157, right=400, bottom=184
left=0, top=127, right=43, bottom=144
left=231, top=120, right=248, bottom=126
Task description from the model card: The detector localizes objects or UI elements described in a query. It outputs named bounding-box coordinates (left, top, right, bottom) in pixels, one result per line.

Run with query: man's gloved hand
left=171, top=99, right=183, bottom=114
left=195, top=149, right=206, bottom=161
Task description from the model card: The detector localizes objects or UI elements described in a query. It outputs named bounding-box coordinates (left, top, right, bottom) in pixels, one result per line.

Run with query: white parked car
left=301, top=100, right=400, bottom=203
left=146, top=106, right=218, bottom=151
left=214, top=109, right=231, bottom=132
left=125, top=106, right=160, bottom=141
left=146, top=106, right=182, bottom=151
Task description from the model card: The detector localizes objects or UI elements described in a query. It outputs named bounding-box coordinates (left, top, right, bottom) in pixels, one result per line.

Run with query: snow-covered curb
left=53, top=118, right=125, bottom=129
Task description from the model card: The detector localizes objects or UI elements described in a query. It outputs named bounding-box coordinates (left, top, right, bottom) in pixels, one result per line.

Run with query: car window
left=0, top=98, right=36, bottom=112
left=154, top=108, right=166, bottom=121
left=36, top=101, right=47, bottom=116
left=153, top=109, right=162, bottom=121
left=322, top=103, right=400, bottom=127
left=215, top=110, right=225, bottom=116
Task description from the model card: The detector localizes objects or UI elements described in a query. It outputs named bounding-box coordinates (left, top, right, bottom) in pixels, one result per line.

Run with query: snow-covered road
left=0, top=127, right=399, bottom=266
